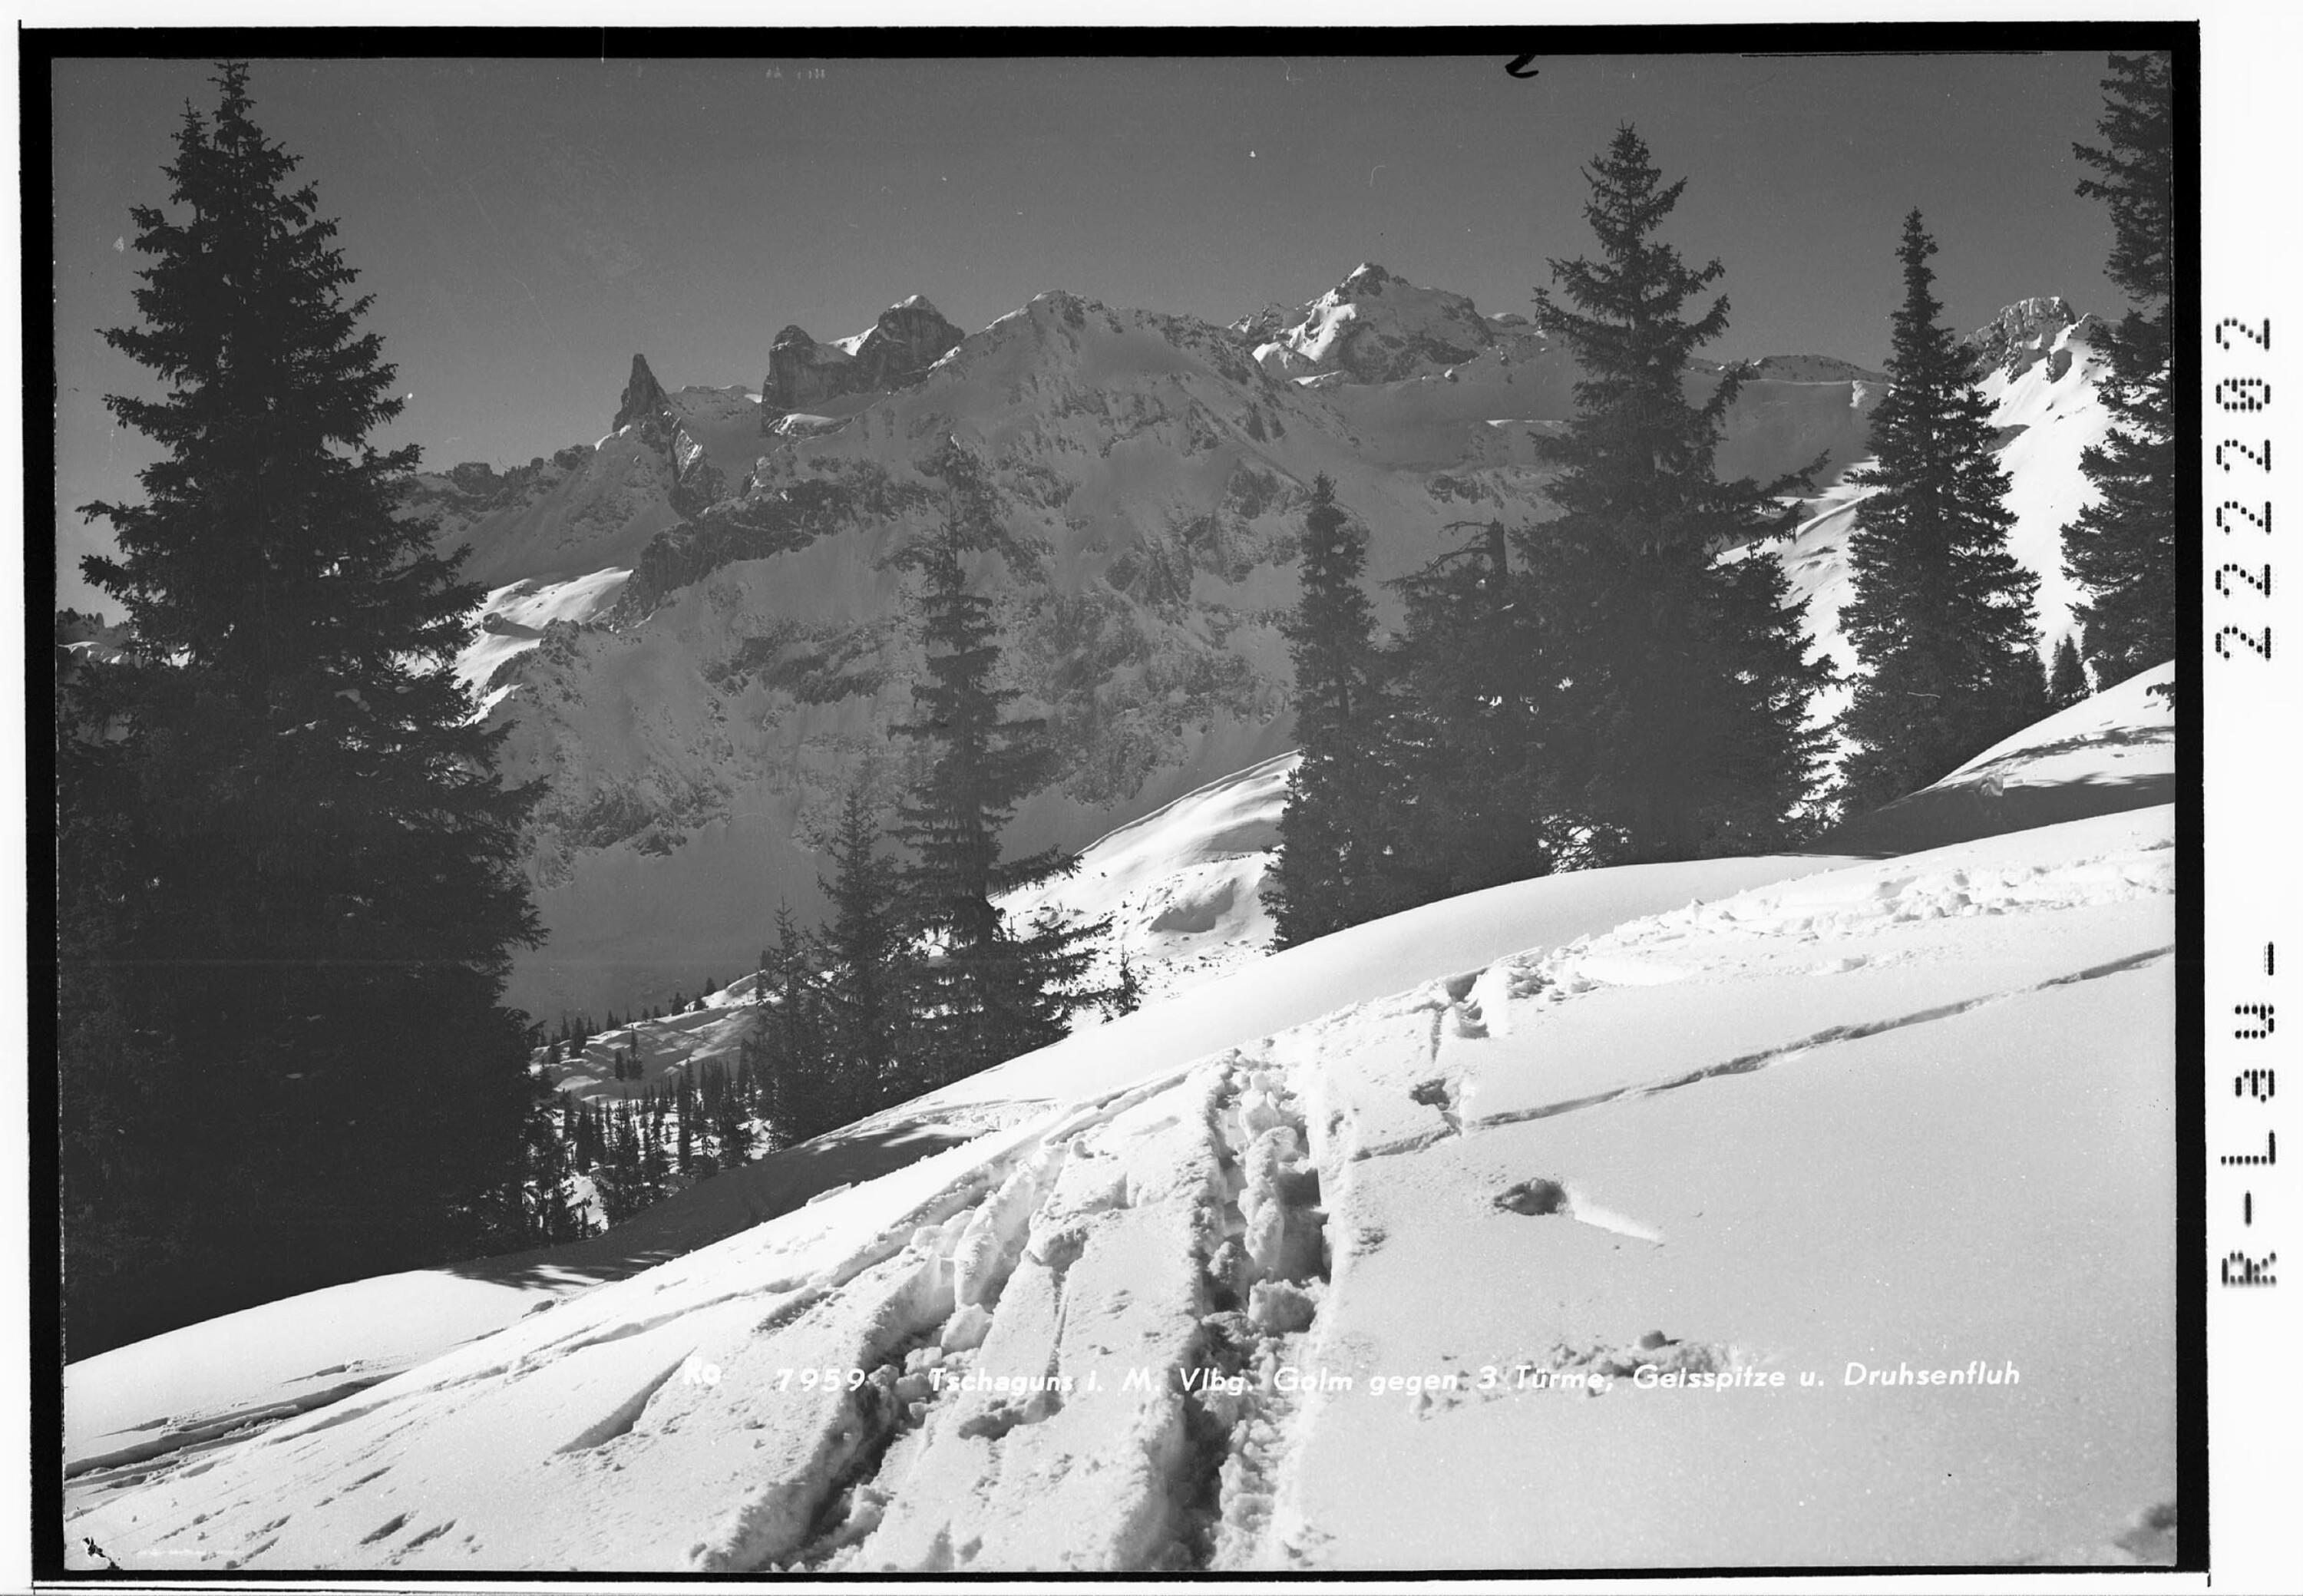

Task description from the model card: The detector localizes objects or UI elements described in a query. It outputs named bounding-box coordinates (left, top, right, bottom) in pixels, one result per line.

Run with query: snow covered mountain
left=403, top=267, right=2104, bottom=1023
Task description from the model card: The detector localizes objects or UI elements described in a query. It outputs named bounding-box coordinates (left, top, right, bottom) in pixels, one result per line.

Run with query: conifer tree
left=814, top=784, right=915, bottom=1112
left=1104, top=950, right=1145, bottom=1019
left=757, top=904, right=841, bottom=1142
left=62, top=63, right=540, bottom=1350
left=1389, top=519, right=1551, bottom=900
left=1267, top=475, right=1416, bottom=945
left=712, top=1066, right=752, bottom=1168
left=891, top=443, right=1105, bottom=1086
left=1837, top=212, right=2041, bottom=811
left=676, top=1074, right=695, bottom=1173
left=2049, top=633, right=2093, bottom=709
left=593, top=1102, right=655, bottom=1225
left=2061, top=51, right=2178, bottom=686
left=1524, top=126, right=1832, bottom=864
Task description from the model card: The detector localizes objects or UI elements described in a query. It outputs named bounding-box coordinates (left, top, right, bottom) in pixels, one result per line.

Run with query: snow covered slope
left=997, top=750, right=1294, bottom=1004
left=65, top=796, right=2173, bottom=1571
left=1824, top=661, right=2174, bottom=854
left=64, top=844, right=1843, bottom=1489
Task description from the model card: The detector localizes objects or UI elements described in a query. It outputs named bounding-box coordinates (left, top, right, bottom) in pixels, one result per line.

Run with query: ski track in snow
left=65, top=802, right=2176, bottom=1572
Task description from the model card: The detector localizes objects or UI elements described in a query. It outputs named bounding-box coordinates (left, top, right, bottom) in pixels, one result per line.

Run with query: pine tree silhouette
left=2049, top=633, right=2093, bottom=709
left=815, top=783, right=916, bottom=1114
left=1104, top=949, right=1145, bottom=1018
left=1524, top=126, right=1832, bottom=864
left=1268, top=475, right=1414, bottom=945
left=2061, top=52, right=2178, bottom=686
left=1837, top=211, right=2040, bottom=811
left=62, top=63, right=541, bottom=1351
left=758, top=904, right=838, bottom=1143
left=1390, top=518, right=1551, bottom=900
left=891, top=442, right=1105, bottom=1086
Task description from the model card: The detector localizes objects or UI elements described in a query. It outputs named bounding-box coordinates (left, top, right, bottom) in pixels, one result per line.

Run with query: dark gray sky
left=53, top=49, right=2132, bottom=613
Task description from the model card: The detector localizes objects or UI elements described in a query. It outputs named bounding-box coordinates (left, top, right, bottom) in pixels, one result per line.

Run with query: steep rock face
left=608, top=354, right=743, bottom=513
left=413, top=378, right=765, bottom=589
left=1964, top=296, right=2106, bottom=382
left=762, top=296, right=966, bottom=413
left=612, top=353, right=674, bottom=441
left=849, top=295, right=966, bottom=391
left=1236, top=262, right=1558, bottom=387
left=762, top=325, right=854, bottom=411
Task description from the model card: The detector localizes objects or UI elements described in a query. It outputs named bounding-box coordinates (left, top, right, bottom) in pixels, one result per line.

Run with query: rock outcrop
left=1964, top=296, right=2100, bottom=381
left=762, top=296, right=965, bottom=414
left=1237, top=262, right=1535, bottom=385
left=612, top=352, right=674, bottom=441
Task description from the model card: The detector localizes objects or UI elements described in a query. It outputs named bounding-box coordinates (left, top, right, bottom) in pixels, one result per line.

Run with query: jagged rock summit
left=762, top=295, right=966, bottom=414
left=1964, top=296, right=2106, bottom=382
left=612, top=352, right=673, bottom=438
left=1234, top=261, right=1558, bottom=388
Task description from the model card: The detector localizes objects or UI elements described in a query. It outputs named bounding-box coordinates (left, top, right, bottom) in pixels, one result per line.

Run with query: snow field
left=547, top=996, right=760, bottom=1103
left=68, top=804, right=2175, bottom=1569
left=1267, top=809, right=2174, bottom=1568
left=1826, top=663, right=2173, bottom=853
left=62, top=851, right=1848, bottom=1508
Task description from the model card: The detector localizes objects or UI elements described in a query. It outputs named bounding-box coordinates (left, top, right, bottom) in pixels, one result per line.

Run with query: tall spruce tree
left=61, top=64, right=540, bottom=1353
left=1837, top=212, right=2041, bottom=811
left=754, top=903, right=842, bottom=1144
left=1267, top=475, right=1416, bottom=946
left=2061, top=51, right=2178, bottom=686
left=1524, top=127, right=1832, bottom=864
left=890, top=444, right=1105, bottom=1087
left=1388, top=519, right=1551, bottom=901
left=813, top=783, right=915, bottom=1113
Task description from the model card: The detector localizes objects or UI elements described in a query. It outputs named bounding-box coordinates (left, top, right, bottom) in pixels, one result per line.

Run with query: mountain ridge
left=173, top=267, right=2107, bottom=1019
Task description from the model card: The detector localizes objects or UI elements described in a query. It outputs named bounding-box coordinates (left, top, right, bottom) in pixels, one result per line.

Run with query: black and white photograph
left=41, top=29, right=2215, bottom=1577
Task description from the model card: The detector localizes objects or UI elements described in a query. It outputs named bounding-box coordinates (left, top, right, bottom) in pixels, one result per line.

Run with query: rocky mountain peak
left=1964, top=296, right=2080, bottom=380
left=1245, top=263, right=1542, bottom=386
left=762, top=298, right=964, bottom=414
left=612, top=353, right=672, bottom=437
